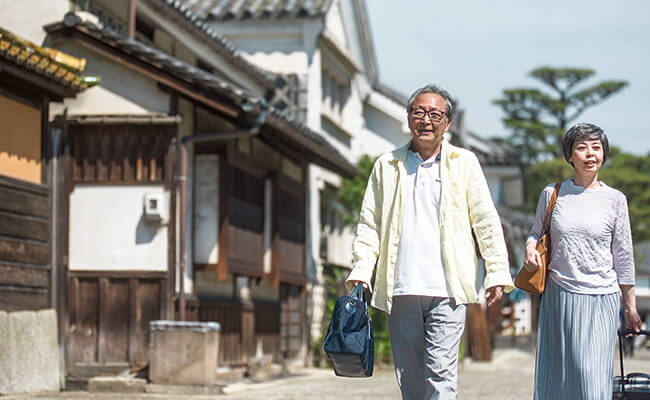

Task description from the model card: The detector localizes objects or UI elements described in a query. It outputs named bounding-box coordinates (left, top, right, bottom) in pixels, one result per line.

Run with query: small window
left=321, top=70, right=348, bottom=117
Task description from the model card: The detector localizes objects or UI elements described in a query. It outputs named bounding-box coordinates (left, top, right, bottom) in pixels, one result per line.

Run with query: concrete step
left=87, top=376, right=147, bottom=393
left=146, top=383, right=224, bottom=395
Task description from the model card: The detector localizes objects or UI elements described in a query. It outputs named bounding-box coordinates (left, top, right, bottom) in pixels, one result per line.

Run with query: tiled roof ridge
left=168, top=0, right=333, bottom=21
left=373, top=81, right=408, bottom=106
left=53, top=12, right=265, bottom=112
left=0, top=26, right=90, bottom=90
left=158, top=0, right=276, bottom=88
left=267, top=107, right=359, bottom=176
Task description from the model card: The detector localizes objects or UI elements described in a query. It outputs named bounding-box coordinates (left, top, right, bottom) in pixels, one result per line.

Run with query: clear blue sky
left=366, top=0, right=650, bottom=155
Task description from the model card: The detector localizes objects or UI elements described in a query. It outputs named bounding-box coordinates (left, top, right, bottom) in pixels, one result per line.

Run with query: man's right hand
left=350, top=280, right=368, bottom=290
left=523, top=242, right=542, bottom=272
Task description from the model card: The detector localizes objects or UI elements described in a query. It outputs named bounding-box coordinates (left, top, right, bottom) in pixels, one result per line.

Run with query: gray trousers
left=387, top=296, right=466, bottom=400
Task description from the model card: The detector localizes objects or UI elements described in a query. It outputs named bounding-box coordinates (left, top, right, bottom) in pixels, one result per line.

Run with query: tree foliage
left=495, top=66, right=650, bottom=244
left=525, top=148, right=650, bottom=244
left=493, top=66, right=628, bottom=164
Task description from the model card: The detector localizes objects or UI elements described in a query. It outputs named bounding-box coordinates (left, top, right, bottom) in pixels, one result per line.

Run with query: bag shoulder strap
left=541, top=182, right=562, bottom=234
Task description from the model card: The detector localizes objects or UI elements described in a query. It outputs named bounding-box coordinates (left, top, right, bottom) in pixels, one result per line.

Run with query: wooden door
left=63, top=123, right=176, bottom=378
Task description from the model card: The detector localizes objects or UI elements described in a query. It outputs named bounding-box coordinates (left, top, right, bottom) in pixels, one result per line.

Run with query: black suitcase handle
left=618, top=329, right=650, bottom=337
left=616, top=329, right=649, bottom=395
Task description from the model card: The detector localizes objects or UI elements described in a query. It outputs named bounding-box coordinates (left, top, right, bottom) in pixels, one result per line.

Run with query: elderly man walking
left=347, top=84, right=514, bottom=400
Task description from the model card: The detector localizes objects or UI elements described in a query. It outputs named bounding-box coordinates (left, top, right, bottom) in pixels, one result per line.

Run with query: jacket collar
left=391, top=138, right=460, bottom=165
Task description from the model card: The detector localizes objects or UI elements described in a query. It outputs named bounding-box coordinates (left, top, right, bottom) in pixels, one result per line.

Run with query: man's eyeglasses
left=410, top=109, right=447, bottom=122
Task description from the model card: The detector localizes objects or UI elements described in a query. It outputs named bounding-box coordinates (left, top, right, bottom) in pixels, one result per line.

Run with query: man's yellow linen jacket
left=346, top=139, right=514, bottom=314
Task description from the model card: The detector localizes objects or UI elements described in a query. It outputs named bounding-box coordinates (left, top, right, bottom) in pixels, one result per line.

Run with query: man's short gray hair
left=406, top=84, right=456, bottom=119
left=562, top=123, right=610, bottom=166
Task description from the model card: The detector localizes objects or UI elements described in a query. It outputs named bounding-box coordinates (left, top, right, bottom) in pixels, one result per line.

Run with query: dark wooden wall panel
left=0, top=287, right=48, bottom=311
left=278, top=240, right=305, bottom=285
left=0, top=176, right=50, bottom=311
left=227, top=226, right=264, bottom=277
left=66, top=273, right=165, bottom=375
left=255, top=303, right=281, bottom=361
left=199, top=301, right=245, bottom=366
left=68, top=278, right=99, bottom=364
left=276, top=184, right=306, bottom=285
left=0, top=213, right=48, bottom=242
left=68, top=125, right=175, bottom=185
left=0, top=238, right=48, bottom=265
left=102, top=279, right=129, bottom=362
left=0, top=180, right=48, bottom=217
left=0, top=263, right=49, bottom=287
left=135, top=280, right=162, bottom=365
left=280, top=284, right=304, bottom=359
left=198, top=300, right=283, bottom=366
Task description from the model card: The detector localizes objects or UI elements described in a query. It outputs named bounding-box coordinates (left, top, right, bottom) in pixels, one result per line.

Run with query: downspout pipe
left=176, top=108, right=266, bottom=321
left=128, top=0, right=137, bottom=38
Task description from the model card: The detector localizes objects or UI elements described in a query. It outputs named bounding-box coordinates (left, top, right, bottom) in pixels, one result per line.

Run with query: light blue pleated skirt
left=534, top=278, right=619, bottom=400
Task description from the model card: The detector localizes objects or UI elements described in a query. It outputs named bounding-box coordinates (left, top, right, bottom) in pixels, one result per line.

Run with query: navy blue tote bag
left=322, top=284, right=374, bottom=377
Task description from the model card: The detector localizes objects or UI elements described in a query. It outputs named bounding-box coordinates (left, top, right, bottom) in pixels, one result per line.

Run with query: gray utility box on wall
left=149, top=320, right=220, bottom=385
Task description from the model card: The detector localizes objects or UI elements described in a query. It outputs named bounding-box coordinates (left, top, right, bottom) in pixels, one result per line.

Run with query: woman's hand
left=625, top=306, right=642, bottom=333
left=523, top=241, right=542, bottom=272
left=620, top=285, right=642, bottom=335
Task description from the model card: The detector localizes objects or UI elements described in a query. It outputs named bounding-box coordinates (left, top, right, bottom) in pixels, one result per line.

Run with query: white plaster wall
left=194, top=155, right=219, bottom=264
left=338, top=0, right=366, bottom=74
left=50, top=41, right=170, bottom=115
left=323, top=226, right=355, bottom=267
left=366, top=90, right=410, bottom=128
left=484, top=166, right=523, bottom=208
left=0, top=0, right=69, bottom=44
left=487, top=177, right=503, bottom=205
left=243, top=51, right=310, bottom=74
left=341, top=76, right=364, bottom=154
left=503, top=177, right=524, bottom=208
left=307, top=48, right=323, bottom=132
left=69, top=185, right=168, bottom=271
left=216, top=19, right=322, bottom=55
left=136, top=0, right=267, bottom=95
left=50, top=85, right=152, bottom=117
left=361, top=104, right=409, bottom=158
left=324, top=1, right=349, bottom=48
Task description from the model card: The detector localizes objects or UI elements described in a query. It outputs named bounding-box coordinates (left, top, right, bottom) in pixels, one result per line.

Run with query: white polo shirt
left=392, top=149, right=450, bottom=298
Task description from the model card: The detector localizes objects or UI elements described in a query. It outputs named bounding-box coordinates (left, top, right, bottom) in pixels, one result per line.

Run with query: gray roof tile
left=145, top=0, right=277, bottom=89
left=169, top=0, right=331, bottom=21
left=46, top=13, right=265, bottom=116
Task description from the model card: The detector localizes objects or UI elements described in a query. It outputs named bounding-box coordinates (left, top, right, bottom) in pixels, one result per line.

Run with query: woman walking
left=524, top=123, right=642, bottom=399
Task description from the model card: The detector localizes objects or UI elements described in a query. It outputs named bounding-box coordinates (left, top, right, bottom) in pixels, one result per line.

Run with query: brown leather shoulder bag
left=514, top=182, right=561, bottom=295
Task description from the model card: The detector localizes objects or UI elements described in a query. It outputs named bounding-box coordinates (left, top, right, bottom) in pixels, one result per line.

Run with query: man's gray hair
left=406, top=84, right=456, bottom=119
left=562, top=123, right=610, bottom=166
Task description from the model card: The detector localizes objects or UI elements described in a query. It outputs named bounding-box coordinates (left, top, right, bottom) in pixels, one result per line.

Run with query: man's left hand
left=485, top=285, right=504, bottom=307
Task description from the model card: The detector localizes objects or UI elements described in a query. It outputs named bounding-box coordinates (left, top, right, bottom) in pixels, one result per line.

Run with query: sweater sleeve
left=526, top=185, right=554, bottom=246
left=612, top=192, right=635, bottom=285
